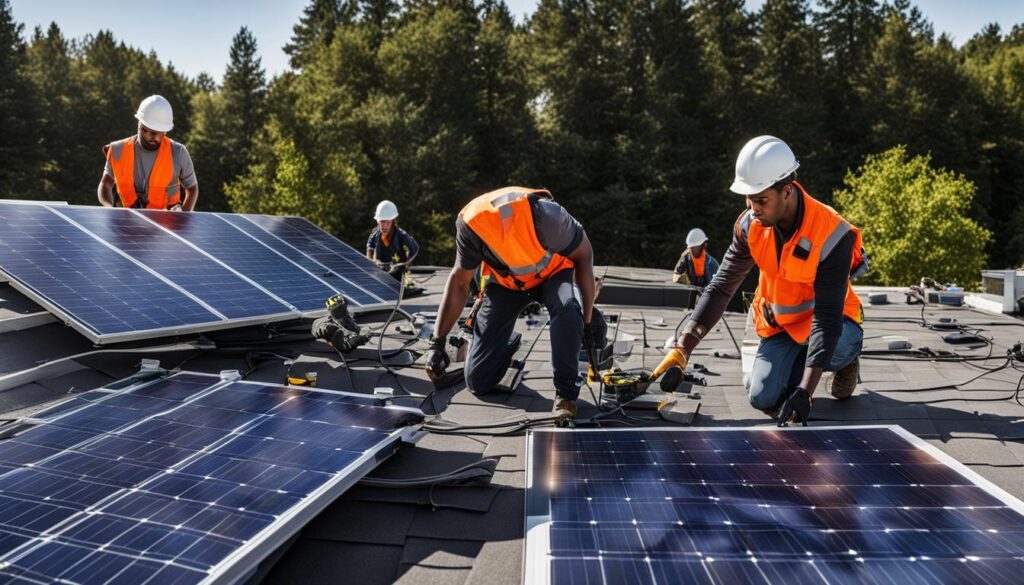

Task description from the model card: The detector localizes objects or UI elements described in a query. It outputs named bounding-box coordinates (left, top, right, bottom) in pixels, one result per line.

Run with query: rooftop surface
left=1, top=265, right=1023, bottom=584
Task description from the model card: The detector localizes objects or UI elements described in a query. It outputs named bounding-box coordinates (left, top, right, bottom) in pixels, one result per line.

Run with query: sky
left=9, top=0, right=1024, bottom=81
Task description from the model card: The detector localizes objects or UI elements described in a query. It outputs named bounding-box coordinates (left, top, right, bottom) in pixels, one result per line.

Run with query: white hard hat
left=729, top=135, right=799, bottom=195
left=686, top=228, right=708, bottom=248
left=374, top=200, right=399, bottom=220
left=135, top=95, right=174, bottom=132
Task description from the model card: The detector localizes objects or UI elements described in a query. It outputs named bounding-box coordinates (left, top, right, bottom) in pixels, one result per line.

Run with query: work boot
left=553, top=399, right=578, bottom=421
left=826, top=357, right=859, bottom=400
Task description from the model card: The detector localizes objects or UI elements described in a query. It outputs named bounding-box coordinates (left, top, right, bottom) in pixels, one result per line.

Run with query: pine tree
left=0, top=0, right=43, bottom=199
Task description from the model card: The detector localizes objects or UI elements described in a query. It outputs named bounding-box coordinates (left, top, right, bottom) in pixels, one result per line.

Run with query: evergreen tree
left=0, top=0, right=42, bottom=199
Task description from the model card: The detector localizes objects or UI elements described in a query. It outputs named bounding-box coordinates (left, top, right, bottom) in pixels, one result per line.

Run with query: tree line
left=1, top=0, right=1022, bottom=286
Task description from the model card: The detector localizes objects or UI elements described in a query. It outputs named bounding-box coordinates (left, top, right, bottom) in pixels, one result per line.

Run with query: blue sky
left=9, top=0, right=1024, bottom=81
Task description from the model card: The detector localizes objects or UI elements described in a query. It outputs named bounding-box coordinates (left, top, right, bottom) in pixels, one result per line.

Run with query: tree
left=0, top=0, right=42, bottom=199
left=834, top=146, right=990, bottom=288
left=284, top=0, right=357, bottom=69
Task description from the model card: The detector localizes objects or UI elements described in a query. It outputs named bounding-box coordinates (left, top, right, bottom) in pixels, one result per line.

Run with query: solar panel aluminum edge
left=0, top=370, right=423, bottom=585
left=522, top=425, right=1024, bottom=585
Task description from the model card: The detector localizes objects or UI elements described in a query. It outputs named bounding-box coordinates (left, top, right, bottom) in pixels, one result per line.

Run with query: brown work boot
left=553, top=399, right=578, bottom=421
left=826, top=357, right=859, bottom=400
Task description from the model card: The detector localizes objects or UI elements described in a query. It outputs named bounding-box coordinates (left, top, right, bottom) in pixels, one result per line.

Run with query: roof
left=2, top=266, right=1024, bottom=585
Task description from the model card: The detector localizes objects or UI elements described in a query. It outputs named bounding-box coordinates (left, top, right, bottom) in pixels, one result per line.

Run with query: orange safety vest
left=460, top=187, right=575, bottom=290
left=741, top=182, right=867, bottom=344
left=105, top=136, right=181, bottom=209
left=692, top=251, right=706, bottom=279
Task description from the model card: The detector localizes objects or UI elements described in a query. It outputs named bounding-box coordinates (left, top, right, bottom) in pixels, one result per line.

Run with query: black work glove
left=777, top=387, right=813, bottom=427
left=425, top=335, right=450, bottom=382
left=311, top=316, right=363, bottom=352
left=326, top=294, right=361, bottom=333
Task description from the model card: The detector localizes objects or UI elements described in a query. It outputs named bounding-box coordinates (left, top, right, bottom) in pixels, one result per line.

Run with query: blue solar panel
left=0, top=371, right=422, bottom=584
left=214, top=213, right=390, bottom=307
left=138, top=210, right=337, bottom=312
left=525, top=427, right=1024, bottom=585
left=0, top=202, right=220, bottom=338
left=236, top=214, right=400, bottom=306
left=0, top=202, right=400, bottom=343
left=53, top=206, right=292, bottom=320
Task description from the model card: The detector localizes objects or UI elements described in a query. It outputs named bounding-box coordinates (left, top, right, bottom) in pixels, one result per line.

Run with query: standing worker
left=366, top=200, right=419, bottom=280
left=654, top=136, right=867, bottom=425
left=98, top=95, right=198, bottom=211
left=672, top=228, right=720, bottom=286
left=423, top=187, right=597, bottom=421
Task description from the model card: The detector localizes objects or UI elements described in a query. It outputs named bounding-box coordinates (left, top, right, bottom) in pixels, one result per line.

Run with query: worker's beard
left=140, top=139, right=160, bottom=151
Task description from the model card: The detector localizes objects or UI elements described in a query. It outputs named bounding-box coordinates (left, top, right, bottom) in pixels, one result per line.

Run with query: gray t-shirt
left=455, top=196, right=584, bottom=271
left=103, top=138, right=197, bottom=207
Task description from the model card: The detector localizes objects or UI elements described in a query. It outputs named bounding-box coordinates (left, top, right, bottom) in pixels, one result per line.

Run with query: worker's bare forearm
left=182, top=186, right=198, bottom=211
left=568, top=233, right=595, bottom=323
left=97, top=176, right=115, bottom=207
left=432, top=268, right=472, bottom=340
left=800, top=366, right=824, bottom=395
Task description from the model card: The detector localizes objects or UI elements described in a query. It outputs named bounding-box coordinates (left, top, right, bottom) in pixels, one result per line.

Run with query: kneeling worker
left=658, top=136, right=867, bottom=425
left=672, top=228, right=720, bottom=286
left=424, top=187, right=597, bottom=420
left=367, top=200, right=419, bottom=280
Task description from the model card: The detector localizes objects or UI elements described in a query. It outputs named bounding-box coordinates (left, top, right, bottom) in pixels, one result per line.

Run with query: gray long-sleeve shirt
left=689, top=198, right=855, bottom=369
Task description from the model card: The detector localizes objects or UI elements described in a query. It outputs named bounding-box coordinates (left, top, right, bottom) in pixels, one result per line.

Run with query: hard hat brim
left=136, top=113, right=173, bottom=133
left=686, top=237, right=708, bottom=247
left=729, top=179, right=763, bottom=195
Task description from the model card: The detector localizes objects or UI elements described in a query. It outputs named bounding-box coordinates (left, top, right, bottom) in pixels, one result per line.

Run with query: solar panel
left=0, top=202, right=223, bottom=340
left=137, top=211, right=337, bottom=313
left=0, top=371, right=422, bottom=584
left=235, top=214, right=400, bottom=305
left=524, top=426, right=1024, bottom=585
left=0, top=202, right=400, bottom=344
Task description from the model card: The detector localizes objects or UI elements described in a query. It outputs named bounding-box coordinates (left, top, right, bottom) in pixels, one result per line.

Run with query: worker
left=366, top=200, right=419, bottom=280
left=656, top=136, right=867, bottom=426
left=98, top=95, right=198, bottom=211
left=423, top=187, right=597, bottom=421
left=672, top=228, right=720, bottom=286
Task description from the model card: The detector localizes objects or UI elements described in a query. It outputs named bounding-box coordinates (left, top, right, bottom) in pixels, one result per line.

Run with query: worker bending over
left=672, top=228, right=720, bottom=286
left=660, top=136, right=867, bottom=425
left=366, top=200, right=419, bottom=280
left=98, top=95, right=198, bottom=211
left=425, top=187, right=597, bottom=421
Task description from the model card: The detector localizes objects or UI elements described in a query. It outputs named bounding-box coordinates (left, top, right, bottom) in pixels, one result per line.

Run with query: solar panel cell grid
left=53, top=206, right=291, bottom=320
left=525, top=427, right=1024, bottom=585
left=0, top=372, right=421, bottom=584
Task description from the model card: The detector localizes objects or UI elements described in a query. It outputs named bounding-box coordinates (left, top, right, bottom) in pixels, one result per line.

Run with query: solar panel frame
left=0, top=201, right=400, bottom=344
left=523, top=425, right=1024, bottom=585
left=0, top=371, right=423, bottom=585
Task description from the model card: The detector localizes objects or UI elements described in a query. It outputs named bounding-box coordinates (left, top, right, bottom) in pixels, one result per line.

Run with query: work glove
left=424, top=335, right=450, bottom=383
left=168, top=204, right=183, bottom=212
left=777, top=387, right=813, bottom=427
left=312, top=317, right=368, bottom=352
left=326, top=294, right=361, bottom=333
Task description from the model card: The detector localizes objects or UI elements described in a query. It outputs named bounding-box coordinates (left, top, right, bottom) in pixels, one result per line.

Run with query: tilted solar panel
left=239, top=215, right=399, bottom=305
left=0, top=203, right=223, bottom=339
left=524, top=427, right=1024, bottom=585
left=0, top=202, right=400, bottom=344
left=0, top=371, right=422, bottom=584
left=137, top=211, right=337, bottom=313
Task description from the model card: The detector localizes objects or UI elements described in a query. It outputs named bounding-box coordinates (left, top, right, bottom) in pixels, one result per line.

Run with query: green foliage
left=5, top=0, right=1024, bottom=271
left=835, top=146, right=990, bottom=288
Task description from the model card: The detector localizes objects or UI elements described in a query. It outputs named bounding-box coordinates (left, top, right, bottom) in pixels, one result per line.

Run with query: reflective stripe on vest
left=746, top=183, right=864, bottom=343
left=105, top=136, right=181, bottom=209
left=460, top=187, right=575, bottom=290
